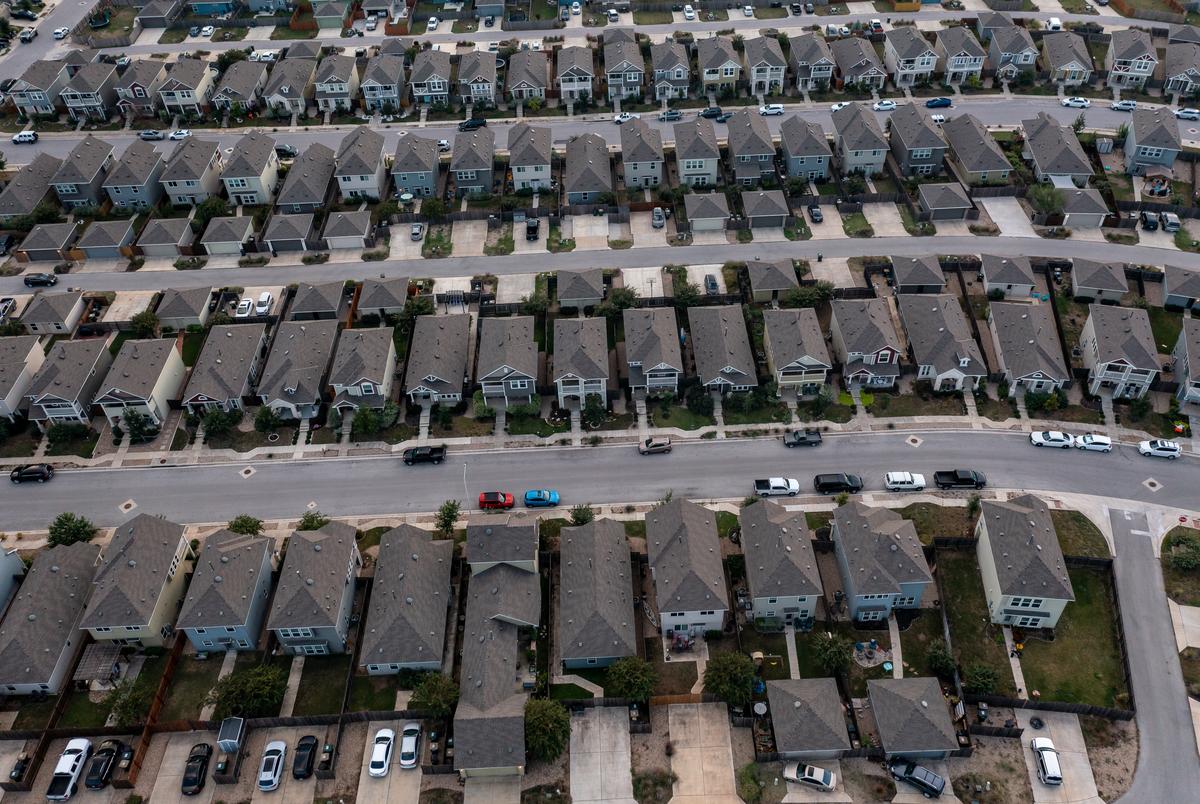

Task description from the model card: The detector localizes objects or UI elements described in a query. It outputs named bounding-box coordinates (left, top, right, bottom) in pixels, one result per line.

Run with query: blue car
left=924, top=97, right=952, bottom=108
left=524, top=489, right=560, bottom=507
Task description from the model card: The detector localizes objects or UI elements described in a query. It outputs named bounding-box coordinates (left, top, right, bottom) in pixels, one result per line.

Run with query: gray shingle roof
left=833, top=502, right=932, bottom=596
left=683, top=192, right=730, bottom=221
left=889, top=103, right=945, bottom=151
left=451, top=128, right=494, bottom=173
left=1132, top=106, right=1182, bottom=152
left=268, top=521, right=359, bottom=631
left=780, top=115, right=830, bottom=158
left=918, top=183, right=971, bottom=211
left=477, top=316, right=537, bottom=383
left=624, top=307, right=682, bottom=376
left=315, top=53, right=355, bottom=85
left=743, top=190, right=788, bottom=219
left=892, top=256, right=945, bottom=289
left=201, top=216, right=253, bottom=246
left=115, top=59, right=167, bottom=94
left=363, top=53, right=405, bottom=87
left=1177, top=317, right=1200, bottom=377
left=1166, top=263, right=1200, bottom=302
left=410, top=49, right=451, bottom=84
left=1111, top=28, right=1155, bottom=62
left=559, top=519, right=637, bottom=663
left=53, top=134, right=113, bottom=184
left=687, top=305, right=756, bottom=388
left=507, top=50, right=548, bottom=91
left=264, top=213, right=313, bottom=243
left=651, top=41, right=689, bottom=87
left=741, top=499, right=821, bottom=600
left=898, top=293, right=985, bottom=377
left=176, top=529, right=272, bottom=630
left=393, top=135, right=439, bottom=175
left=674, top=117, right=719, bottom=161
left=554, top=316, right=608, bottom=382
left=0, top=543, right=99, bottom=687
left=1166, top=41, right=1200, bottom=80
left=458, top=51, right=496, bottom=87
left=97, top=337, right=177, bottom=401
left=993, top=24, right=1036, bottom=56
left=508, top=122, right=552, bottom=168
left=0, top=153, right=62, bottom=219
left=604, top=37, right=643, bottom=76
left=329, top=326, right=392, bottom=392
left=335, top=126, right=383, bottom=178
left=214, top=59, right=267, bottom=103
left=21, top=291, right=82, bottom=325
left=1022, top=113, right=1092, bottom=178
left=887, top=26, right=935, bottom=60
left=647, top=499, right=730, bottom=613
left=747, top=259, right=799, bottom=294
left=1073, top=259, right=1128, bottom=294
left=15, top=59, right=68, bottom=92
left=290, top=281, right=342, bottom=316
left=26, top=338, right=106, bottom=403
left=265, top=58, right=316, bottom=100
left=557, top=268, right=604, bottom=302
left=224, top=130, right=276, bottom=178
left=869, top=677, right=958, bottom=755
left=467, top=514, right=537, bottom=567
left=64, top=62, right=115, bottom=93
left=788, top=32, right=834, bottom=77
left=161, top=57, right=209, bottom=92
left=183, top=323, right=266, bottom=404
left=939, top=25, right=985, bottom=59
left=359, top=526, right=453, bottom=668
left=1042, top=31, right=1092, bottom=72
left=81, top=513, right=185, bottom=630
left=766, top=679, right=849, bottom=755
left=727, top=109, right=774, bottom=158
left=981, top=254, right=1035, bottom=287
left=556, top=45, right=593, bottom=80
left=257, top=319, right=340, bottom=404
left=138, top=217, right=193, bottom=248
left=989, top=301, right=1068, bottom=383
left=1171, top=23, right=1200, bottom=44
left=77, top=219, right=134, bottom=250
left=980, top=494, right=1074, bottom=601
left=162, top=138, right=220, bottom=183
left=744, top=35, right=786, bottom=68
left=1061, top=187, right=1108, bottom=216
left=0, top=336, right=40, bottom=399
left=284, top=40, right=323, bottom=60
left=943, top=113, right=1009, bottom=174
left=1086, top=304, right=1158, bottom=368
left=322, top=210, right=371, bottom=240
left=564, top=133, right=611, bottom=196
left=21, top=223, right=78, bottom=253
left=763, top=307, right=829, bottom=370
left=697, top=36, right=739, bottom=70
left=359, top=277, right=409, bottom=311
left=104, top=140, right=162, bottom=189
left=833, top=103, right=886, bottom=152
left=406, top=314, right=470, bottom=398
left=831, top=36, right=883, bottom=81
left=620, top=119, right=663, bottom=164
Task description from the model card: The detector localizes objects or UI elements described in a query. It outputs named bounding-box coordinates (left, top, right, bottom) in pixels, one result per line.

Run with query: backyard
left=347, top=674, right=401, bottom=712
left=893, top=502, right=973, bottom=545
left=291, top=655, right=350, bottom=716
left=1147, top=306, right=1183, bottom=354
left=898, top=611, right=948, bottom=680
left=937, top=549, right=1018, bottom=696
left=1160, top=526, right=1200, bottom=606
left=158, top=655, right=223, bottom=722
left=645, top=637, right=698, bottom=695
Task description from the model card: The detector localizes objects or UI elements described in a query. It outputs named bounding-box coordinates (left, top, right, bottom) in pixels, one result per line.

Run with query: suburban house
left=1124, top=107, right=1182, bottom=175
left=1107, top=28, right=1157, bottom=89
left=1072, top=259, right=1129, bottom=302
left=833, top=103, right=888, bottom=176
left=52, top=135, right=115, bottom=210
left=889, top=103, right=947, bottom=176
left=620, top=119, right=665, bottom=189
left=762, top=308, right=830, bottom=397
left=335, top=126, right=386, bottom=201
left=603, top=31, right=644, bottom=100
left=161, top=138, right=223, bottom=206
left=361, top=54, right=406, bottom=111
left=1022, top=113, right=1093, bottom=185
left=831, top=502, right=933, bottom=622
left=0, top=153, right=62, bottom=225
left=747, top=259, right=799, bottom=303
left=565, top=133, right=612, bottom=204
left=18, top=223, right=80, bottom=263
left=211, top=59, right=268, bottom=111
left=740, top=499, right=822, bottom=627
left=559, top=519, right=637, bottom=669
left=263, top=213, right=314, bottom=254
left=80, top=514, right=192, bottom=648
left=409, top=49, right=452, bottom=105
left=506, top=50, right=549, bottom=102
left=898, top=294, right=986, bottom=391
left=553, top=317, right=609, bottom=408
left=988, top=302, right=1069, bottom=397
left=328, top=327, right=396, bottom=413
left=684, top=193, right=730, bottom=230
left=323, top=210, right=373, bottom=250
left=697, top=36, right=742, bottom=91
left=977, top=11, right=1014, bottom=43
left=780, top=115, right=831, bottom=181
left=177, top=529, right=274, bottom=653
left=674, top=118, right=720, bottom=187
left=981, top=254, right=1036, bottom=298
left=181, top=323, right=268, bottom=414
left=937, top=25, right=986, bottom=84
left=60, top=62, right=118, bottom=121
left=94, top=337, right=186, bottom=428
left=557, top=268, right=606, bottom=309
left=830, top=37, right=887, bottom=89
left=1042, top=32, right=1093, bottom=85
left=1165, top=263, right=1200, bottom=309
left=360, top=526, right=453, bottom=674
left=103, top=140, right=165, bottom=211
left=476, top=316, right=538, bottom=406
left=1173, top=318, right=1200, bottom=404
left=885, top=26, right=938, bottom=85
left=943, top=114, right=1010, bottom=185
left=745, top=190, right=789, bottom=228
left=788, top=33, right=835, bottom=92
left=651, top=41, right=690, bottom=100
left=405, top=314, right=471, bottom=404
left=988, top=24, right=1039, bottom=80
left=891, top=255, right=946, bottom=294
left=831, top=298, right=904, bottom=388
left=357, top=277, right=410, bottom=321
left=918, top=183, right=974, bottom=221
left=1165, top=41, right=1200, bottom=95
left=314, top=54, right=359, bottom=112
left=158, top=58, right=215, bottom=116
left=276, top=143, right=336, bottom=213
left=451, top=128, right=495, bottom=197
left=283, top=40, right=323, bottom=60
left=392, top=136, right=439, bottom=198
left=267, top=522, right=362, bottom=656
left=77, top=219, right=136, bottom=260
left=687, top=305, right=757, bottom=393
left=727, top=110, right=776, bottom=186
left=0, top=336, right=44, bottom=421
left=1079, top=304, right=1160, bottom=398
left=508, top=123, right=554, bottom=193
left=977, top=495, right=1075, bottom=630
left=767, top=679, right=850, bottom=761
left=647, top=498, right=729, bottom=635
left=200, top=216, right=255, bottom=255
left=20, top=291, right=85, bottom=336
left=869, top=677, right=959, bottom=760
left=256, top=319, right=340, bottom=420
left=222, top=131, right=280, bottom=205
left=0, top=543, right=99, bottom=696
left=744, top=36, right=787, bottom=94
left=24, top=339, right=112, bottom=429
left=263, top=57, right=316, bottom=113
left=624, top=307, right=683, bottom=395
left=10, top=60, right=71, bottom=118
left=457, top=51, right=497, bottom=106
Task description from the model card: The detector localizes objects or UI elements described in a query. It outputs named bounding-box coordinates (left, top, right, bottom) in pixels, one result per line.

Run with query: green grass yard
left=1161, top=526, right=1200, bottom=606
left=1049, top=510, right=1110, bottom=558
left=894, top=503, right=973, bottom=545
left=869, top=392, right=965, bottom=418
left=651, top=403, right=715, bottom=430
left=348, top=674, right=401, bottom=712
left=159, top=655, right=223, bottom=722
left=899, top=612, right=948, bottom=679
left=937, top=549, right=1018, bottom=696
left=290, top=655, right=350, bottom=716
left=1147, top=306, right=1183, bottom=354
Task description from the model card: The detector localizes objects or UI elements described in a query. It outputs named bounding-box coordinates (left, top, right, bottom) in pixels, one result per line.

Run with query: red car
left=479, top=491, right=515, bottom=510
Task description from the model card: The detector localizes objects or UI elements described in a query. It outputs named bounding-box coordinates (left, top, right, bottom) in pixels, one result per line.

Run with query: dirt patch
left=320, top=719, right=367, bottom=800
left=840, top=757, right=897, bottom=801
left=730, top=724, right=755, bottom=770
left=631, top=703, right=672, bottom=776
left=1080, top=715, right=1138, bottom=802
left=952, top=731, right=1033, bottom=803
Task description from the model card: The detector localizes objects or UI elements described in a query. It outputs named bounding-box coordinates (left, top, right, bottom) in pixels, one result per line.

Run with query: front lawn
left=206, top=425, right=296, bottom=452
left=894, top=503, right=972, bottom=545
left=290, top=655, right=350, bottom=716
left=937, top=549, right=1018, bottom=696
left=1161, top=526, right=1200, bottom=606
left=44, top=428, right=99, bottom=458
left=722, top=401, right=791, bottom=425
left=160, top=655, right=223, bottom=722
left=842, top=212, right=874, bottom=238
left=977, top=394, right=1018, bottom=422
left=633, top=10, right=672, bottom=23
left=506, top=415, right=569, bottom=437
left=270, top=23, right=317, bottom=40
left=869, top=392, right=965, bottom=418
left=1049, top=510, right=1110, bottom=558
left=650, top=403, right=715, bottom=430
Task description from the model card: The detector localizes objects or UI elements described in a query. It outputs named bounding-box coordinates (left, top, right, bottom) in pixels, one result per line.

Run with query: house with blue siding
left=188, top=0, right=237, bottom=15
left=267, top=522, right=362, bottom=655
left=831, top=502, right=932, bottom=622
left=177, top=529, right=275, bottom=653
left=559, top=519, right=637, bottom=670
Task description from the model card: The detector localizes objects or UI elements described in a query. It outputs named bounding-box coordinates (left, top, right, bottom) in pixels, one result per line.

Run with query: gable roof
left=918, top=182, right=972, bottom=212
left=651, top=41, right=689, bottom=86
left=744, top=35, right=786, bottom=68
left=268, top=521, right=359, bottom=631
left=81, top=514, right=185, bottom=629
left=741, top=499, right=822, bottom=600
left=322, top=209, right=371, bottom=240
left=1166, top=263, right=1200, bottom=301
left=363, top=53, right=405, bottom=87
left=508, top=122, right=553, bottom=168
left=1062, top=187, right=1108, bottom=216
left=889, top=103, right=945, bottom=151
left=647, top=499, right=730, bottom=612
left=214, top=59, right=267, bottom=103
left=257, top=319, right=340, bottom=403
left=1165, top=41, right=1200, bottom=79
left=201, top=216, right=254, bottom=245
left=53, top=135, right=113, bottom=184
left=697, top=36, right=739, bottom=70
left=176, top=529, right=272, bottom=630
left=559, top=519, right=638, bottom=662
left=77, top=219, right=134, bottom=250
left=458, top=51, right=497, bottom=86
left=674, top=117, right=719, bottom=160
left=743, top=189, right=788, bottom=219
left=264, top=212, right=313, bottom=243
left=564, top=133, right=611, bottom=195
left=477, top=316, right=537, bottom=383
left=507, top=50, right=548, bottom=90
left=833, top=103, right=887, bottom=152
left=410, top=49, right=451, bottom=84
left=727, top=108, right=774, bottom=157
left=939, top=25, right=985, bottom=59
left=393, top=135, right=439, bottom=174
left=623, top=307, right=682, bottom=375
left=138, top=217, right=193, bottom=248
left=406, top=314, right=471, bottom=397
left=467, top=514, right=538, bottom=567
left=981, top=254, right=1035, bottom=287
left=886, top=26, right=936, bottom=60
left=21, top=291, right=82, bottom=325
left=1073, top=259, right=1128, bottom=293
left=1042, top=31, right=1092, bottom=71
left=603, top=37, right=642, bottom=73
left=898, top=293, right=986, bottom=377
left=780, top=115, right=831, bottom=158
left=557, top=267, right=605, bottom=301
left=162, top=138, right=220, bottom=183
left=277, top=143, right=335, bottom=207
left=1177, top=317, right=1200, bottom=377
left=1111, top=28, right=1155, bottom=62
left=290, top=281, right=343, bottom=316
left=15, top=59, right=69, bottom=92
left=943, top=113, right=1009, bottom=174
left=104, top=140, right=162, bottom=188
left=64, top=61, right=115, bottom=94
left=284, top=40, right=323, bottom=60
left=335, top=126, right=384, bottom=178
left=1086, top=304, right=1158, bottom=369
left=359, top=277, right=410, bottom=311
left=763, top=307, right=830, bottom=370
left=831, top=36, right=883, bottom=81
left=0, top=153, right=62, bottom=219
left=992, top=23, right=1036, bottom=55
left=329, top=326, right=392, bottom=392
left=161, top=58, right=209, bottom=92
left=21, top=223, right=78, bottom=253
left=747, top=259, right=799, bottom=294
left=97, top=337, right=177, bottom=401
left=869, top=677, right=958, bottom=754
left=0, top=336, right=41, bottom=399
left=980, top=494, right=1075, bottom=601
left=891, top=255, right=945, bottom=289
left=26, top=338, right=106, bottom=403
left=1171, top=23, right=1200, bottom=44
left=683, top=192, right=730, bottom=221
left=1132, top=106, right=1182, bottom=152
left=315, top=53, right=355, bottom=85
left=224, top=130, right=276, bottom=177
left=1022, top=112, right=1092, bottom=177
left=767, top=679, right=850, bottom=755
left=833, top=502, right=932, bottom=596
left=184, top=323, right=267, bottom=404
left=620, top=119, right=664, bottom=164
left=688, top=305, right=756, bottom=386
left=264, top=58, right=316, bottom=100
left=989, top=302, right=1068, bottom=382
left=554, top=316, right=608, bottom=381
left=451, top=128, right=494, bottom=172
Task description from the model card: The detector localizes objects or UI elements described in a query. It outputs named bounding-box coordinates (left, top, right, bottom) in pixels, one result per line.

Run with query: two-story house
left=1079, top=304, right=1159, bottom=398
left=159, top=58, right=215, bottom=116
left=392, top=135, right=440, bottom=198
left=1165, top=41, right=1200, bottom=95
left=565, top=133, right=611, bottom=204
left=832, top=502, right=933, bottom=622
left=406, top=314, right=471, bottom=404
left=24, top=339, right=112, bottom=430
left=988, top=24, right=1038, bottom=81
left=507, top=50, right=549, bottom=102
left=0, top=336, right=43, bottom=422
left=888, top=103, right=947, bottom=176
left=222, top=131, right=280, bottom=205
left=52, top=135, right=115, bottom=210
left=976, top=10, right=1013, bottom=43
left=451, top=127, right=495, bottom=197
left=604, top=30, right=644, bottom=100
left=744, top=36, right=786, bottom=95
left=697, top=36, right=741, bottom=92
left=988, top=301, right=1069, bottom=397
left=559, top=519, right=637, bottom=669
left=268, top=522, right=362, bottom=655
left=314, top=54, right=359, bottom=112
left=10, top=60, right=70, bottom=118
left=264, top=57, right=316, bottom=113
left=898, top=294, right=986, bottom=391
left=80, top=514, right=193, bottom=648
left=788, top=33, right=835, bottom=92
left=688, top=305, right=757, bottom=393
left=477, top=316, right=538, bottom=406
left=763, top=307, right=830, bottom=397
left=181, top=323, right=268, bottom=414
left=976, top=495, right=1075, bottom=629
left=1173, top=317, right=1200, bottom=404
left=276, top=143, right=335, bottom=213
left=95, top=337, right=186, bottom=429
left=1107, top=28, right=1157, bottom=90
left=651, top=41, right=690, bottom=100
left=211, top=59, right=268, bottom=111
left=885, top=27, right=938, bottom=85
left=647, top=499, right=730, bottom=635
left=0, top=154, right=61, bottom=225
left=832, top=102, right=887, bottom=176
left=177, top=529, right=274, bottom=653
left=1022, top=112, right=1093, bottom=186
left=257, top=319, right=340, bottom=420
left=409, top=49, right=451, bottom=105
left=936, top=26, right=986, bottom=85
left=335, top=125, right=386, bottom=201
left=1124, top=106, right=1182, bottom=176
left=620, top=119, right=664, bottom=188
left=674, top=118, right=720, bottom=187
left=831, top=298, right=903, bottom=388
left=161, top=138, right=223, bottom=206
left=361, top=54, right=405, bottom=112
left=1042, top=31, right=1093, bottom=86
left=61, top=62, right=118, bottom=121
left=508, top=122, right=553, bottom=192
left=553, top=316, right=608, bottom=408
left=328, top=327, right=396, bottom=414
left=556, top=46, right=595, bottom=102
left=103, top=140, right=165, bottom=211
left=780, top=115, right=831, bottom=181
left=624, top=307, right=682, bottom=395
left=114, top=59, right=168, bottom=118
left=727, top=109, right=776, bottom=186
left=457, top=51, right=497, bottom=107
left=943, top=113, right=1010, bottom=184
left=741, top=500, right=822, bottom=626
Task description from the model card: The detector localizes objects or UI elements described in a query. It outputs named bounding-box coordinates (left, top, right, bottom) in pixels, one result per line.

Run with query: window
left=1014, top=615, right=1041, bottom=628
left=587, top=657, right=598, bottom=665
left=95, top=627, right=112, bottom=633
left=1138, top=146, right=1164, bottom=159
left=1009, top=597, right=1042, bottom=608
left=195, top=628, right=206, bottom=634
left=912, top=148, right=932, bottom=160
left=511, top=379, right=529, bottom=390
left=767, top=598, right=778, bottom=604
left=683, top=159, right=706, bottom=171
left=202, top=640, right=214, bottom=647
left=226, top=178, right=248, bottom=189
left=225, top=627, right=237, bottom=633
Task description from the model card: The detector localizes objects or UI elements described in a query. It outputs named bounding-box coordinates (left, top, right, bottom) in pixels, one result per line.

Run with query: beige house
left=975, top=495, right=1074, bottom=629
left=94, top=337, right=187, bottom=428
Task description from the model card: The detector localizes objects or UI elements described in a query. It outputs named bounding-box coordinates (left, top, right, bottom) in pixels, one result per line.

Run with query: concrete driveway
left=1016, top=711, right=1102, bottom=804
left=250, top=726, right=321, bottom=804
left=452, top=220, right=489, bottom=257
left=1136, top=225, right=1180, bottom=251
left=630, top=211, right=668, bottom=247
left=389, top=233, right=424, bottom=260
left=809, top=256, right=856, bottom=288
left=570, top=215, right=612, bottom=250
left=463, top=775, right=521, bottom=803
left=148, top=732, right=216, bottom=804
left=622, top=266, right=666, bottom=297
left=513, top=226, right=547, bottom=255
left=808, top=206, right=846, bottom=240
left=862, top=203, right=908, bottom=237
left=496, top=273, right=536, bottom=304
left=781, top=759, right=852, bottom=803
left=686, top=264, right=724, bottom=293
left=981, top=198, right=1038, bottom=238
left=570, top=706, right=636, bottom=804
left=355, top=720, right=422, bottom=803
left=667, top=702, right=741, bottom=804
left=751, top=227, right=788, bottom=242
left=689, top=228, right=731, bottom=245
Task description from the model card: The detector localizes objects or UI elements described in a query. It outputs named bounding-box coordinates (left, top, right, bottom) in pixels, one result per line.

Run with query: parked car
left=274, top=143, right=298, bottom=158
left=715, top=112, right=733, bottom=123
left=571, top=1, right=582, bottom=13
left=398, top=722, right=421, bottom=770
left=754, top=477, right=800, bottom=497
left=1031, top=737, right=1063, bottom=785
left=524, top=489, right=560, bottom=507
left=366, top=16, right=378, bottom=29
left=829, top=102, right=850, bottom=112
left=783, top=428, right=822, bottom=447
left=437, top=139, right=451, bottom=152
left=607, top=8, right=619, bottom=21
left=10, top=463, right=54, bottom=484
left=1111, top=99, right=1137, bottom=112
left=188, top=25, right=201, bottom=36
left=658, top=109, right=682, bottom=122
left=292, top=736, right=317, bottom=780
left=789, top=2, right=804, bottom=12
left=652, top=207, right=666, bottom=228
left=234, top=297, right=253, bottom=318
left=180, top=743, right=211, bottom=796
left=613, top=112, right=640, bottom=124
left=933, top=469, right=987, bottom=489
left=1075, top=433, right=1112, bottom=452
left=782, top=763, right=836, bottom=792
left=1176, top=107, right=1200, bottom=120
left=699, top=106, right=723, bottom=119
left=139, top=129, right=165, bottom=140
left=23, top=272, right=57, bottom=287
left=759, top=103, right=785, bottom=116
left=559, top=6, right=570, bottom=20
left=929, top=113, right=946, bottom=125
left=257, top=741, right=285, bottom=792
left=200, top=25, right=215, bottom=37
left=169, top=129, right=192, bottom=140
left=1061, top=96, right=1090, bottom=108
left=743, top=4, right=754, bottom=14
left=704, top=274, right=719, bottom=295
left=479, top=491, right=515, bottom=510
left=807, top=204, right=823, bottom=223
left=872, top=100, right=896, bottom=112
left=254, top=291, right=273, bottom=315
left=403, top=445, right=446, bottom=465
left=813, top=473, right=863, bottom=494
left=368, top=728, right=394, bottom=778
left=458, top=117, right=487, bottom=131
left=638, top=437, right=672, bottom=454
left=1160, top=211, right=1182, bottom=232
left=526, top=218, right=540, bottom=240
left=426, top=16, right=439, bottom=31
left=410, top=223, right=425, bottom=241
left=684, top=3, right=696, bottom=18
left=0, top=296, right=14, bottom=321
left=11, top=131, right=39, bottom=144
left=888, top=760, right=945, bottom=798
left=1140, top=210, right=1159, bottom=230
left=884, top=471, right=925, bottom=492
left=84, top=741, right=123, bottom=790
left=924, top=96, right=952, bottom=108
left=484, top=15, right=496, bottom=26
left=869, top=18, right=884, bottom=32
left=46, top=739, right=91, bottom=801
left=1030, top=430, right=1075, bottom=448
left=53, top=27, right=69, bottom=39
left=1138, top=439, right=1181, bottom=459
left=18, top=28, right=37, bottom=43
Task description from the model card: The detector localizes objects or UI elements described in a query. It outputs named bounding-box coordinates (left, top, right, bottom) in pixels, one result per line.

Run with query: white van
left=10, top=131, right=38, bottom=144
left=1031, top=738, right=1063, bottom=786
left=1047, top=17, right=1063, bottom=30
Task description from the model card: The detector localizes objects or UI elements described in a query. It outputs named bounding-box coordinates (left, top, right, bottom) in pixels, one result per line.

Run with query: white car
left=53, top=27, right=69, bottom=39
left=759, top=104, right=785, bottom=116
left=398, top=722, right=421, bottom=769
left=1031, top=737, right=1063, bottom=786
left=930, top=114, right=946, bottom=125
left=436, top=139, right=450, bottom=152
left=1061, top=97, right=1090, bottom=108
left=169, top=129, right=192, bottom=140
left=830, top=102, right=851, bottom=112
left=613, top=112, right=640, bottom=124
left=782, top=762, right=836, bottom=792
left=257, top=741, right=286, bottom=792
left=1176, top=107, right=1200, bottom=120
left=743, top=5, right=754, bottom=15
left=1110, top=99, right=1137, bottom=112
left=1030, top=430, right=1075, bottom=448
left=254, top=292, right=273, bottom=315
left=572, top=1, right=581, bottom=13
left=200, top=25, right=215, bottom=37
left=234, top=297, right=253, bottom=318
left=365, top=17, right=377, bottom=30
left=1075, top=433, right=1113, bottom=452
left=872, top=100, right=897, bottom=112
left=683, top=4, right=695, bottom=19
left=1138, top=439, right=1182, bottom=459
left=884, top=472, right=926, bottom=492
left=427, top=16, right=439, bottom=31
left=368, top=729, right=394, bottom=778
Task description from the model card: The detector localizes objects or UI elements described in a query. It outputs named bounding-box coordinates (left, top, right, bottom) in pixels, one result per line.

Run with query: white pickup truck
left=753, top=477, right=800, bottom=497
left=884, top=472, right=926, bottom=492
left=46, top=739, right=92, bottom=801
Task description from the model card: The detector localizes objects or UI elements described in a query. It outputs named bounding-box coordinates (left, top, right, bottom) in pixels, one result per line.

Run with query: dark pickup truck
left=402, top=446, right=446, bottom=466
left=933, top=469, right=986, bottom=490
left=783, top=428, right=822, bottom=447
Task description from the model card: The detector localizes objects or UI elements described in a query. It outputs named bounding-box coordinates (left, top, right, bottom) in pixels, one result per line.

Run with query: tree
left=297, top=510, right=330, bottom=531
left=1028, top=183, right=1064, bottom=217
left=685, top=383, right=714, bottom=417
left=227, top=514, right=264, bottom=536
left=702, top=651, right=756, bottom=709
left=420, top=197, right=447, bottom=220
left=582, top=393, right=607, bottom=429
left=254, top=405, right=282, bottom=433
left=595, top=286, right=639, bottom=318
left=1071, top=112, right=1086, bottom=133
left=520, top=290, right=550, bottom=316
left=781, top=281, right=835, bottom=309
left=963, top=663, right=999, bottom=694
left=48, top=512, right=96, bottom=547
left=435, top=499, right=460, bottom=537
left=217, top=48, right=248, bottom=72
left=401, top=295, right=435, bottom=322
left=106, top=675, right=155, bottom=728
left=190, top=196, right=230, bottom=234
left=130, top=310, right=159, bottom=339
left=121, top=409, right=155, bottom=443
left=812, top=631, right=852, bottom=675
left=207, top=664, right=288, bottom=720
left=351, top=406, right=383, bottom=437
left=672, top=281, right=702, bottom=309
left=524, top=699, right=570, bottom=762
left=202, top=407, right=241, bottom=438
left=604, top=656, right=656, bottom=701
left=569, top=503, right=595, bottom=526
left=409, top=673, right=459, bottom=719
left=927, top=640, right=956, bottom=678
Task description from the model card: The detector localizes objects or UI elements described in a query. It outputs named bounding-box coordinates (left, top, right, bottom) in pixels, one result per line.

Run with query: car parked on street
left=11, top=131, right=39, bottom=144
left=23, top=272, right=57, bottom=287
left=1075, top=433, right=1112, bottom=452
left=813, top=473, right=863, bottom=494
left=782, top=763, right=836, bottom=792
left=169, top=129, right=192, bottom=140
left=639, top=437, right=672, bottom=454
left=479, top=491, right=515, bottom=509
left=699, top=106, right=723, bottom=119
left=1111, top=99, right=1137, bottom=112
left=888, top=760, right=945, bottom=798
left=458, top=117, right=487, bottom=131
left=1061, top=96, right=1090, bottom=108
left=755, top=477, right=800, bottom=497
left=1138, top=439, right=1181, bottom=459
left=759, top=103, right=785, bottom=116
left=53, top=27, right=69, bottom=39
left=139, top=129, right=165, bottom=140
left=1176, top=107, right=1200, bottom=120
left=257, top=741, right=285, bottom=792
left=658, top=109, right=682, bottom=122
left=524, top=489, right=560, bottom=507
left=884, top=471, right=925, bottom=492
left=872, top=100, right=896, bottom=112
left=399, top=722, right=421, bottom=769
left=181, top=743, right=211, bottom=796
left=924, top=96, right=952, bottom=108
left=1030, top=430, right=1075, bottom=448
left=783, top=428, right=822, bottom=447
left=613, top=112, right=640, bottom=124
left=10, top=464, right=54, bottom=484
left=829, top=102, right=850, bottom=112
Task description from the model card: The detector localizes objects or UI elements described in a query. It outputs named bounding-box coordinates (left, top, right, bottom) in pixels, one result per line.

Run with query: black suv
left=458, top=117, right=487, bottom=132
left=698, top=106, right=723, bottom=119
left=23, top=272, right=57, bottom=288
left=292, top=735, right=318, bottom=779
left=888, top=760, right=945, bottom=798
left=10, top=464, right=54, bottom=484
left=813, top=473, right=864, bottom=494
left=807, top=204, right=823, bottom=223
left=85, top=740, right=125, bottom=790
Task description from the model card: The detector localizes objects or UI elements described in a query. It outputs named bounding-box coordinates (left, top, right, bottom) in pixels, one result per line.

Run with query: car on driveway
left=427, top=16, right=439, bottom=30
left=10, top=463, right=53, bottom=484
left=410, top=223, right=425, bottom=241
left=1111, top=99, right=1137, bottom=112
left=292, top=735, right=317, bottom=779
left=704, top=274, right=719, bottom=294
left=1061, top=96, right=1090, bottom=108
left=200, top=25, right=215, bottom=36
left=84, top=740, right=123, bottom=790
left=399, top=722, right=421, bottom=769
left=684, top=4, right=696, bottom=19
left=524, top=489, right=560, bottom=507
left=658, top=109, right=682, bottom=122
left=782, top=763, right=836, bottom=792
left=1031, top=737, right=1064, bottom=785
left=23, top=272, right=57, bottom=287
left=613, top=112, right=640, bottom=124
left=368, top=728, right=394, bottom=778
left=257, top=741, right=285, bottom=792
left=884, top=471, right=925, bottom=492
left=807, top=204, right=823, bottom=223
left=1030, top=430, right=1075, bottom=448
left=479, top=491, right=515, bottom=510
left=925, top=96, right=952, bottom=108
left=1138, top=439, right=1181, bottom=459
left=188, top=25, right=201, bottom=36
left=181, top=743, right=211, bottom=796
left=234, top=297, right=253, bottom=318
left=639, top=437, right=672, bottom=454
left=888, top=760, right=945, bottom=798
left=1176, top=108, right=1200, bottom=120
left=872, top=100, right=896, bottom=112
left=759, top=103, right=785, bottom=116
left=1075, top=433, right=1112, bottom=452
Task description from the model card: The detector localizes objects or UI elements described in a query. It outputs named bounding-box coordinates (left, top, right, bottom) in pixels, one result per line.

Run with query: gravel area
left=320, top=719, right=368, bottom=801
left=730, top=724, right=754, bottom=773
left=953, top=731, right=1033, bottom=804
left=131, top=730, right=171, bottom=800
left=1081, top=715, right=1139, bottom=802
left=839, top=757, right=897, bottom=801
left=631, top=703, right=671, bottom=777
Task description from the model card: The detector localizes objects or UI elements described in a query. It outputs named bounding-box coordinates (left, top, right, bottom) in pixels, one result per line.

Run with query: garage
left=263, top=213, right=314, bottom=253
left=684, top=193, right=730, bottom=232
left=18, top=222, right=79, bottom=262
left=743, top=189, right=790, bottom=228
left=323, top=210, right=372, bottom=250
left=137, top=217, right=195, bottom=258
left=77, top=219, right=136, bottom=260
left=201, top=216, right=255, bottom=256
left=917, top=183, right=973, bottom=221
